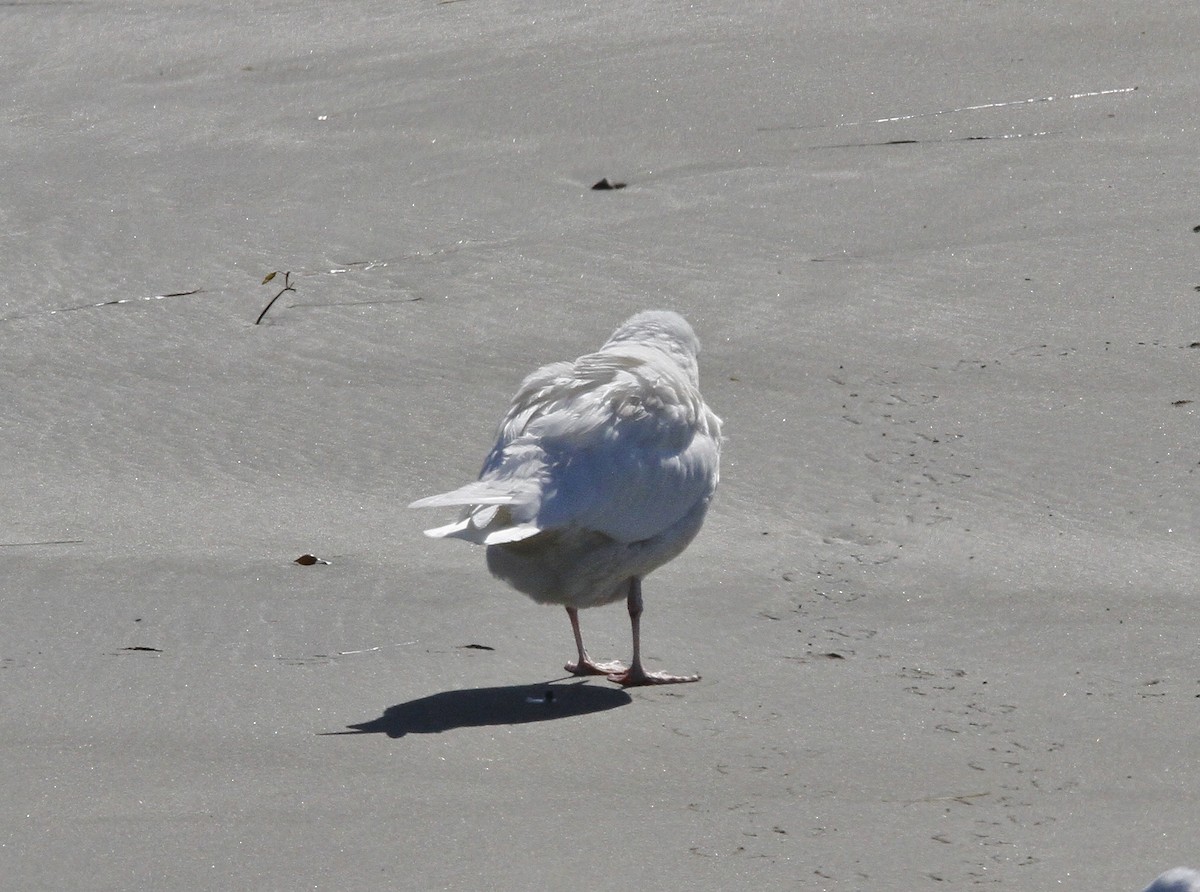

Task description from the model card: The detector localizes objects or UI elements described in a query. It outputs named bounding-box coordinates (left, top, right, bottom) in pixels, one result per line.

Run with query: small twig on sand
left=0, top=539, right=84, bottom=547
left=904, top=791, right=990, bottom=806
left=255, top=271, right=296, bottom=324
left=337, top=640, right=418, bottom=655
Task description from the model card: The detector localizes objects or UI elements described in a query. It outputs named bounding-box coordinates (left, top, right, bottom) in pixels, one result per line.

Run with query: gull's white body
left=1142, top=869, right=1200, bottom=892
left=410, top=310, right=721, bottom=685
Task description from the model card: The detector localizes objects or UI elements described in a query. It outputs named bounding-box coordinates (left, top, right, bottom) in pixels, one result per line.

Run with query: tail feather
left=422, top=513, right=542, bottom=545
left=479, top=524, right=542, bottom=545
left=423, top=518, right=473, bottom=539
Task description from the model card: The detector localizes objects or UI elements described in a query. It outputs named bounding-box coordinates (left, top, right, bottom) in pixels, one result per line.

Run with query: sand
left=2, top=1, right=1198, bottom=888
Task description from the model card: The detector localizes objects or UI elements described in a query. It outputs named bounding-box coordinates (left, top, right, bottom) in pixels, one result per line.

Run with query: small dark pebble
left=591, top=178, right=627, bottom=190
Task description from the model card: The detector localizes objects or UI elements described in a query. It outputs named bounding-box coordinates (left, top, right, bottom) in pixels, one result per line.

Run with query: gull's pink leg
left=607, top=577, right=700, bottom=687
left=563, top=607, right=626, bottom=676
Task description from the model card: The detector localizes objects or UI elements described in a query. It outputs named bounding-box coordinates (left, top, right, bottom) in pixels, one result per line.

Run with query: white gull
left=1142, top=869, right=1200, bottom=892
left=410, top=310, right=722, bottom=686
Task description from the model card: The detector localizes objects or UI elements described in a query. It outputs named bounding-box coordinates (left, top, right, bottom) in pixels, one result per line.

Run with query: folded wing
left=410, top=343, right=721, bottom=547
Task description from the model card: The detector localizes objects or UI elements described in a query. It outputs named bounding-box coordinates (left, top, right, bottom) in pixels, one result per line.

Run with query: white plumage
left=410, top=310, right=721, bottom=686
left=1142, top=869, right=1200, bottom=892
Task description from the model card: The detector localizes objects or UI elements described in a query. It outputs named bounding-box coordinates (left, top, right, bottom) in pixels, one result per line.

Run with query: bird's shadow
left=321, top=680, right=632, bottom=738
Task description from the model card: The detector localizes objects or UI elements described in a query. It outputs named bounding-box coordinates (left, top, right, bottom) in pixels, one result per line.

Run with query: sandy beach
left=2, top=1, right=1198, bottom=888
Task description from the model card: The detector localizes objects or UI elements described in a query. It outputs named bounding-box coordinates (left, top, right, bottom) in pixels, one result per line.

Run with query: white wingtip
left=409, top=485, right=519, bottom=510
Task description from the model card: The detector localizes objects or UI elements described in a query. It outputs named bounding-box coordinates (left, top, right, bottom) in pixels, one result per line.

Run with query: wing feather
left=411, top=316, right=722, bottom=547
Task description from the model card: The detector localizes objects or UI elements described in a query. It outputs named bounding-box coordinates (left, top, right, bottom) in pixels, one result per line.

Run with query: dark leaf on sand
left=294, top=553, right=331, bottom=565
left=591, top=177, right=627, bottom=190
left=1171, top=399, right=1193, bottom=407
left=459, top=643, right=495, bottom=651
left=262, top=271, right=278, bottom=284
left=122, top=646, right=163, bottom=653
